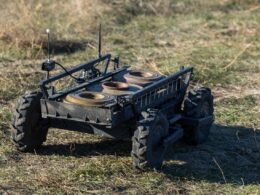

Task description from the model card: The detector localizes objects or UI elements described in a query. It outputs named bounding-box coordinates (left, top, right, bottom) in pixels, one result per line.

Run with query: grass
left=215, top=96, right=259, bottom=126
left=0, top=0, right=260, bottom=194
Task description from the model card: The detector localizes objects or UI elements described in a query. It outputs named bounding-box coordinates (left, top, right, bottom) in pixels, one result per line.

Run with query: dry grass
left=0, top=0, right=260, bottom=194
left=0, top=0, right=108, bottom=58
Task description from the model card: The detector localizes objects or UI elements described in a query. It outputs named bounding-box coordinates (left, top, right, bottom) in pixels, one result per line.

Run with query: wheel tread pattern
left=132, top=111, right=155, bottom=170
left=11, top=91, right=49, bottom=152
left=132, top=111, right=169, bottom=170
left=183, top=87, right=214, bottom=145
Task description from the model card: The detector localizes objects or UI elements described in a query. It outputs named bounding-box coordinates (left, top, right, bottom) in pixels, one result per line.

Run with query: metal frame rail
left=39, top=54, right=112, bottom=100
left=130, top=67, right=193, bottom=111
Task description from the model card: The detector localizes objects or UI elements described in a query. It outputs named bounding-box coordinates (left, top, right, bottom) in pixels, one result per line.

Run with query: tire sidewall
left=183, top=88, right=214, bottom=145
left=146, top=113, right=169, bottom=167
left=12, top=91, right=48, bottom=151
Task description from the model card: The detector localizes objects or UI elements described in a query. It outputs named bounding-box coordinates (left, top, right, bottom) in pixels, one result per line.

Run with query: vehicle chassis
left=39, top=53, right=213, bottom=147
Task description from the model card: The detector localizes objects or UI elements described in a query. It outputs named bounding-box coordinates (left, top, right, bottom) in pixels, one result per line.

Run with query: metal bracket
left=180, top=115, right=214, bottom=126
left=163, top=127, right=183, bottom=147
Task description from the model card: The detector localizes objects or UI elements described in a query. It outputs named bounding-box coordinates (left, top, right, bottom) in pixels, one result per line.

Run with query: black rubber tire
left=132, top=110, right=169, bottom=170
left=11, top=91, right=49, bottom=152
left=183, top=87, right=214, bottom=145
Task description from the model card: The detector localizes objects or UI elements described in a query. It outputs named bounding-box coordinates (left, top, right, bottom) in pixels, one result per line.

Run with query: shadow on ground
left=163, top=124, right=260, bottom=185
left=37, top=136, right=132, bottom=157
left=38, top=124, right=260, bottom=185
left=40, top=138, right=131, bottom=157
left=41, top=40, right=89, bottom=54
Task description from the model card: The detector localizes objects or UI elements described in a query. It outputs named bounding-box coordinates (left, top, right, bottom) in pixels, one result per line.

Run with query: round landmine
left=64, top=91, right=114, bottom=106
left=123, top=71, right=162, bottom=86
left=101, top=81, right=142, bottom=95
left=102, top=81, right=129, bottom=91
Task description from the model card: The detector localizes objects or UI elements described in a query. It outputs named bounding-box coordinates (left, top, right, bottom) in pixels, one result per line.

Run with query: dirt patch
left=164, top=124, right=260, bottom=184
left=213, top=86, right=260, bottom=102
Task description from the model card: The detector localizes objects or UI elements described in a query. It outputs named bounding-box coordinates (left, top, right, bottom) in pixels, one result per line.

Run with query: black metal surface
left=180, top=115, right=214, bottom=126
left=42, top=59, right=55, bottom=72
left=128, top=67, right=193, bottom=112
left=40, top=63, right=193, bottom=138
left=41, top=54, right=110, bottom=84
left=131, top=67, right=192, bottom=99
left=163, top=127, right=183, bottom=147
left=37, top=46, right=196, bottom=140
left=41, top=99, right=112, bottom=125
left=41, top=66, right=128, bottom=100
left=39, top=54, right=112, bottom=99
left=98, top=24, right=102, bottom=58
left=49, top=118, right=133, bottom=139
left=41, top=98, right=135, bottom=128
left=169, top=114, right=182, bottom=124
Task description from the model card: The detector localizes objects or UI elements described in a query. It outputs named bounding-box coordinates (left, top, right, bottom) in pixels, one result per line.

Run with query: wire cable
left=55, top=62, right=85, bottom=83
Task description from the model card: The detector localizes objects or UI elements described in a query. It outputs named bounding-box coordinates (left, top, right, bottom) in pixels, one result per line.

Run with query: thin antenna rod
left=98, top=24, right=101, bottom=58
left=46, top=29, right=50, bottom=60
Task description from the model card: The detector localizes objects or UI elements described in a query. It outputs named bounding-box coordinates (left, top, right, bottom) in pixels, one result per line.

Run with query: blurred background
left=0, top=0, right=259, bottom=85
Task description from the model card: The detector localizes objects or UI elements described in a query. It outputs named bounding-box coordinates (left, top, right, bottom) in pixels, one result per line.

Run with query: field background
left=0, top=0, right=260, bottom=194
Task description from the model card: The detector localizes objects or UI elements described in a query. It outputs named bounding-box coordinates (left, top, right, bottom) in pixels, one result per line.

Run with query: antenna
left=98, top=24, right=101, bottom=58
left=42, top=28, right=55, bottom=78
left=46, top=28, right=51, bottom=61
